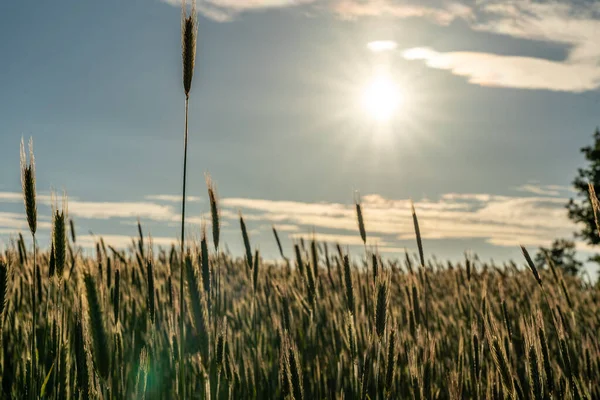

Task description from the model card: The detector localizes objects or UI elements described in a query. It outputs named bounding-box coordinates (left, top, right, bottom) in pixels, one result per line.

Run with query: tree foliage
left=567, top=128, right=600, bottom=245
left=535, top=238, right=583, bottom=276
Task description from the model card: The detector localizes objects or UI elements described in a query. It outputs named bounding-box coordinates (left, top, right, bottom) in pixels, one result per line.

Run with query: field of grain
left=0, top=194, right=599, bottom=399
left=1, top=2, right=599, bottom=399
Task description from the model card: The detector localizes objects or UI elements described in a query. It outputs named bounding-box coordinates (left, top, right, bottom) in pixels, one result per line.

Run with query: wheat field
left=1, top=1, right=599, bottom=399
left=0, top=194, right=599, bottom=399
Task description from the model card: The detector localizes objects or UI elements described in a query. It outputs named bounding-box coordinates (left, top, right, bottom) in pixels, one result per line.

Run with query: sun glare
left=362, top=74, right=402, bottom=122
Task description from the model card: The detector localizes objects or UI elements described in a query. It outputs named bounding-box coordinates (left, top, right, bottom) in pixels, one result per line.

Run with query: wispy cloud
left=376, top=246, right=413, bottom=254
left=401, top=1, right=600, bottom=92
left=164, top=0, right=600, bottom=93
left=402, top=47, right=600, bottom=92
left=473, top=2, right=600, bottom=62
left=0, top=192, right=52, bottom=203
left=161, top=0, right=317, bottom=21
left=367, top=40, right=397, bottom=53
left=289, top=232, right=387, bottom=246
left=77, top=234, right=176, bottom=249
left=67, top=200, right=175, bottom=220
left=0, top=192, right=178, bottom=221
left=163, top=0, right=474, bottom=22
left=222, top=192, right=577, bottom=248
left=0, top=187, right=581, bottom=251
left=268, top=223, right=300, bottom=232
left=0, top=212, right=51, bottom=231
left=145, top=194, right=202, bottom=203
left=332, top=1, right=473, bottom=24
left=514, top=183, right=574, bottom=197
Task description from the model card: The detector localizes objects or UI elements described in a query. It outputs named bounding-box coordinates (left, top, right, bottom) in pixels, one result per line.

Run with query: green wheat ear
left=206, top=174, right=220, bottom=251
left=52, top=191, right=68, bottom=280
left=272, top=226, right=285, bottom=260
left=0, top=259, right=9, bottom=319
left=355, top=191, right=366, bottom=246
left=20, top=137, right=37, bottom=236
left=215, top=318, right=226, bottom=372
left=286, top=335, right=304, bottom=400
left=374, top=274, right=389, bottom=340
left=179, top=4, right=198, bottom=397
left=84, top=273, right=110, bottom=380
left=240, top=212, right=253, bottom=270
left=181, top=0, right=197, bottom=98
left=74, top=308, right=90, bottom=397
left=146, top=246, right=156, bottom=325
left=343, top=254, right=355, bottom=315
left=385, top=328, right=396, bottom=391
left=521, top=246, right=542, bottom=287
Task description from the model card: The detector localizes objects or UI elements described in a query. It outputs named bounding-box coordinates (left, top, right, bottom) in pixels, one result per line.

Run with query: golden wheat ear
left=588, top=182, right=600, bottom=234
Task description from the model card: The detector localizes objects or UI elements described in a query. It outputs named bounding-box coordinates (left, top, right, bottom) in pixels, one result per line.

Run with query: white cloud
left=67, top=200, right=175, bottom=220
left=205, top=0, right=315, bottom=11
left=77, top=234, right=176, bottom=250
left=0, top=193, right=25, bottom=202
left=0, top=192, right=52, bottom=203
left=402, top=47, right=600, bottom=92
left=145, top=194, right=202, bottom=203
left=332, top=1, right=474, bottom=24
left=0, top=187, right=583, bottom=251
left=289, top=232, right=387, bottom=246
left=0, top=212, right=52, bottom=231
left=367, top=40, right=397, bottom=52
left=161, top=0, right=317, bottom=21
left=220, top=192, right=577, bottom=248
left=269, top=223, right=300, bottom=232
left=161, top=0, right=600, bottom=95
left=400, top=1, right=600, bottom=92
left=377, top=246, right=413, bottom=254
left=514, top=183, right=573, bottom=197
left=474, top=2, right=600, bottom=61
left=0, top=191, right=176, bottom=221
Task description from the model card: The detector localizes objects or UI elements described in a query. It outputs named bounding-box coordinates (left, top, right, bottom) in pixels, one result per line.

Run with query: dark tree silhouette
left=567, top=128, right=600, bottom=246
left=535, top=238, right=583, bottom=276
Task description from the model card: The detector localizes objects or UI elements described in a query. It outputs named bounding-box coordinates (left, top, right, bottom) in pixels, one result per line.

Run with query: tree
left=535, top=239, right=583, bottom=276
left=567, top=127, right=600, bottom=245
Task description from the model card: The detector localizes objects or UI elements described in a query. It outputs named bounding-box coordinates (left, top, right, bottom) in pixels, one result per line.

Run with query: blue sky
left=1, top=0, right=599, bottom=273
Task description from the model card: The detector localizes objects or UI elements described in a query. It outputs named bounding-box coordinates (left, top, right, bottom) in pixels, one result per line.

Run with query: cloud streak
left=402, top=47, right=600, bottom=92
left=161, top=0, right=317, bottom=21
left=367, top=40, right=397, bottom=53
left=77, top=234, right=177, bottom=249
left=145, top=194, right=202, bottom=203
left=222, top=191, right=576, bottom=248
left=67, top=200, right=175, bottom=220
left=289, top=232, right=387, bottom=246
left=399, top=1, right=600, bottom=92
left=161, top=0, right=600, bottom=93
left=513, top=183, right=574, bottom=197
left=0, top=187, right=580, bottom=251
left=332, top=1, right=473, bottom=24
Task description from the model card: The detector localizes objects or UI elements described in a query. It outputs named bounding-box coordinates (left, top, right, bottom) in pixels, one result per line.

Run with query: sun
left=361, top=74, right=402, bottom=122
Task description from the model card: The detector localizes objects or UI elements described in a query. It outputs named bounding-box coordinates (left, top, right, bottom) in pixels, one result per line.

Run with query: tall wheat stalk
left=21, top=138, right=37, bottom=399
left=179, top=1, right=197, bottom=399
left=51, top=193, right=67, bottom=400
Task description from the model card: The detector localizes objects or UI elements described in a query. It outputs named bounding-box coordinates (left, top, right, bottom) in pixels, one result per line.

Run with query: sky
left=1, top=0, right=599, bottom=275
